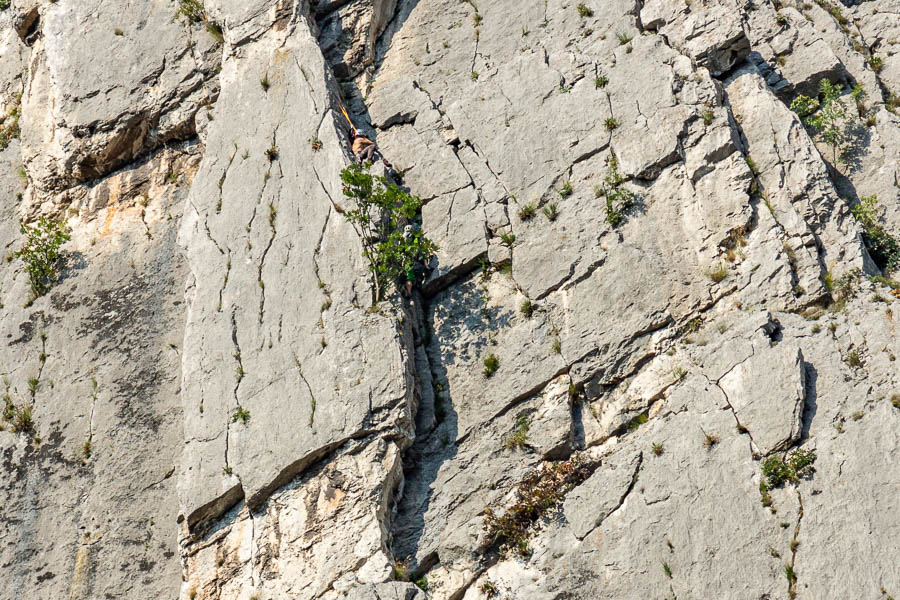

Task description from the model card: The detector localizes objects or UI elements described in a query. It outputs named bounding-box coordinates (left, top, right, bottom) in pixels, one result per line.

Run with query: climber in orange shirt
left=350, top=129, right=393, bottom=170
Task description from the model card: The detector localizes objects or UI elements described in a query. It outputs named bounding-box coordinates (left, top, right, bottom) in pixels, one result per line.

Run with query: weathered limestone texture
left=1, top=0, right=899, bottom=598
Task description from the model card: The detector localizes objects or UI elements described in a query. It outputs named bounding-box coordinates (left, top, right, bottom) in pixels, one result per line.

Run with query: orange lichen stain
left=102, top=204, right=119, bottom=235
left=69, top=544, right=91, bottom=599
left=317, top=485, right=345, bottom=517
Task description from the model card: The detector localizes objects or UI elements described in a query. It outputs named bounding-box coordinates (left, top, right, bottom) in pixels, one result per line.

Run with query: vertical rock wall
left=0, top=0, right=898, bottom=599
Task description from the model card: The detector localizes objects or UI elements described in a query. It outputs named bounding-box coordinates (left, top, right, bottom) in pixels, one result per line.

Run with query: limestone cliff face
left=1, top=0, right=899, bottom=599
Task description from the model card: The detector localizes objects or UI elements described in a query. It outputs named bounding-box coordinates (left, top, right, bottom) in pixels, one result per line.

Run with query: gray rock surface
left=1, top=0, right=899, bottom=599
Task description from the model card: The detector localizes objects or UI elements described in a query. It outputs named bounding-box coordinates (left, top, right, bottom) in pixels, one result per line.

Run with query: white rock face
left=1, top=0, right=899, bottom=599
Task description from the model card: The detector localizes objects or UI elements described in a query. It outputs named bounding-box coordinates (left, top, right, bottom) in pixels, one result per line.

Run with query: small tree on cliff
left=790, top=79, right=850, bottom=165
left=340, top=164, right=437, bottom=301
left=16, top=216, right=71, bottom=297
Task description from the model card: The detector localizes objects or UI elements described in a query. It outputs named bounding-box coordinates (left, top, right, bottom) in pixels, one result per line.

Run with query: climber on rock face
left=350, top=129, right=393, bottom=170
left=351, top=129, right=377, bottom=164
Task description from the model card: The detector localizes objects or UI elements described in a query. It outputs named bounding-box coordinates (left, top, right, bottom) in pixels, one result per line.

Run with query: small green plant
left=309, top=137, right=323, bottom=151
left=790, top=79, right=851, bottom=165
left=483, top=353, right=500, bottom=377
left=260, top=74, right=270, bottom=91
left=340, top=164, right=438, bottom=300
left=504, top=416, right=530, bottom=450
left=761, top=448, right=816, bottom=488
left=576, top=3, right=593, bottom=17
left=707, top=263, right=728, bottom=283
left=206, top=22, right=224, bottom=42
left=16, top=217, right=71, bottom=297
left=891, top=394, right=900, bottom=409
left=412, top=576, right=429, bottom=591
left=12, top=405, right=33, bottom=433
left=663, top=562, right=673, bottom=578
left=776, top=12, right=790, bottom=27
left=784, top=564, right=796, bottom=583
left=231, top=406, right=251, bottom=425
left=703, top=431, right=719, bottom=449
left=868, top=55, right=884, bottom=73
left=745, top=155, right=759, bottom=175
left=558, top=181, right=573, bottom=198
left=500, top=232, right=516, bottom=246
left=479, top=580, right=499, bottom=598
left=845, top=350, right=862, bottom=368
left=594, top=74, right=609, bottom=88
left=471, top=71, right=480, bottom=81
left=543, top=203, right=560, bottom=221
left=652, top=442, right=664, bottom=456
left=596, top=154, right=635, bottom=228
left=551, top=337, right=562, bottom=354
left=616, top=31, right=633, bottom=45
left=265, top=143, right=279, bottom=162
left=604, top=117, right=619, bottom=131
left=518, top=203, right=537, bottom=221
left=114, top=28, right=124, bottom=36
left=520, top=299, right=534, bottom=317
left=850, top=83, right=867, bottom=116
left=628, top=413, right=648, bottom=432
left=702, top=109, right=714, bottom=125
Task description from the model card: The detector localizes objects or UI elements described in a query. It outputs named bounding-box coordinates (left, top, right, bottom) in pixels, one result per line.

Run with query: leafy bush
left=595, top=154, right=634, bottom=228
left=761, top=448, right=816, bottom=488
left=175, top=0, right=206, bottom=23
left=16, top=217, right=71, bottom=297
left=850, top=194, right=900, bottom=273
left=790, top=79, right=850, bottom=164
left=340, top=164, right=438, bottom=300
left=483, top=455, right=592, bottom=557
left=868, top=55, right=883, bottom=73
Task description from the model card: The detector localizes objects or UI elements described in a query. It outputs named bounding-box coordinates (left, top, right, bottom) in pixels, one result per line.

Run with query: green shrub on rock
left=16, top=216, right=71, bottom=297
left=761, top=448, right=816, bottom=488
left=340, top=164, right=438, bottom=301
left=595, top=154, right=634, bottom=228
left=790, top=79, right=850, bottom=164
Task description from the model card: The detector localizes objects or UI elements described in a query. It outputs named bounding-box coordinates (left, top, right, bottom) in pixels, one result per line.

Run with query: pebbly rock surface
left=1, top=0, right=899, bottom=599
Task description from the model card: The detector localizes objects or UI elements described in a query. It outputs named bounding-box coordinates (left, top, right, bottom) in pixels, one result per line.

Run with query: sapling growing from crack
left=340, top=163, right=438, bottom=301
left=16, top=217, right=71, bottom=297
left=790, top=79, right=851, bottom=166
